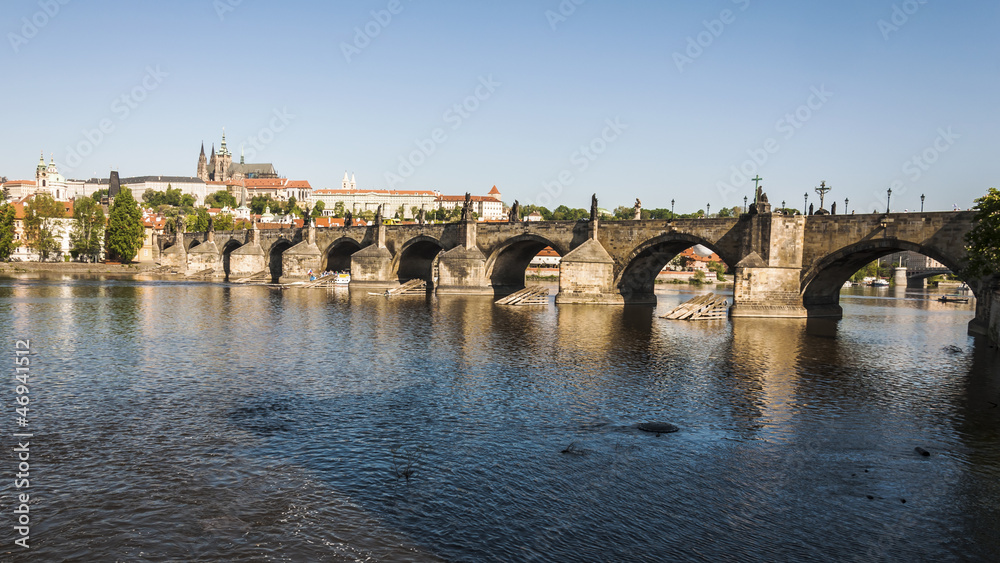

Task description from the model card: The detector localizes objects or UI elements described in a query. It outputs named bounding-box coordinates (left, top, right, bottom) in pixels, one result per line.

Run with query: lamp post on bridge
left=845, top=197, right=849, bottom=214
left=886, top=187, right=892, bottom=214
left=804, top=192, right=808, bottom=214
left=706, top=203, right=710, bottom=218
left=920, top=194, right=925, bottom=212
left=671, top=199, right=675, bottom=219
left=781, top=200, right=786, bottom=213
left=743, top=196, right=747, bottom=213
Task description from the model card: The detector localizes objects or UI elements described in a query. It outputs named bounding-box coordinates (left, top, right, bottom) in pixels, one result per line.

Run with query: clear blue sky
left=2, top=0, right=997, bottom=213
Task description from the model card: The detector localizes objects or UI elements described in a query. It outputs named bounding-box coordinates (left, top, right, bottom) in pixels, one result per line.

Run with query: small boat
left=842, top=281, right=853, bottom=288
left=938, top=294, right=969, bottom=303
left=869, top=279, right=890, bottom=287
left=335, top=272, right=351, bottom=285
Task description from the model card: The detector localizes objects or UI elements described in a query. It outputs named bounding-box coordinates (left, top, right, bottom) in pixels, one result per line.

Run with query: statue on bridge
left=418, top=208, right=426, bottom=225
left=830, top=201, right=837, bottom=215
left=375, top=205, right=383, bottom=225
left=591, top=194, right=598, bottom=221
left=206, top=215, right=213, bottom=233
left=462, top=192, right=473, bottom=222
left=750, top=186, right=772, bottom=215
left=634, top=198, right=642, bottom=220
left=508, top=200, right=520, bottom=223
left=344, top=210, right=353, bottom=227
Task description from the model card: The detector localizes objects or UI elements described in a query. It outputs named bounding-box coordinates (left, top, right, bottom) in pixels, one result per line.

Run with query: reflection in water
left=0, top=276, right=997, bottom=561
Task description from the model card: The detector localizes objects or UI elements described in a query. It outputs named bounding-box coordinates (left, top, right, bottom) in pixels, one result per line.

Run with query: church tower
left=35, top=151, right=47, bottom=189
left=217, top=130, right=233, bottom=182
left=197, top=142, right=208, bottom=181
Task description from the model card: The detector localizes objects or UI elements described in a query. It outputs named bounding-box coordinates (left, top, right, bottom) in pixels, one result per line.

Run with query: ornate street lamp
left=845, top=197, right=849, bottom=213
left=781, top=200, right=786, bottom=213
left=744, top=195, right=748, bottom=213
left=886, top=187, right=892, bottom=214
left=671, top=199, right=675, bottom=219
left=804, top=192, right=808, bottom=214
left=706, top=203, right=711, bottom=217
left=920, top=194, right=925, bottom=212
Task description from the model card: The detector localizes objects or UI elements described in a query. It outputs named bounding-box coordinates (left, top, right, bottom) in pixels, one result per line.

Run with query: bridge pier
left=436, top=216, right=492, bottom=295
left=907, top=276, right=926, bottom=289
left=350, top=219, right=397, bottom=290
left=729, top=214, right=810, bottom=318
left=228, top=225, right=265, bottom=278
left=893, top=267, right=908, bottom=287
left=188, top=230, right=220, bottom=275
left=280, top=223, right=322, bottom=283
left=555, top=238, right=624, bottom=305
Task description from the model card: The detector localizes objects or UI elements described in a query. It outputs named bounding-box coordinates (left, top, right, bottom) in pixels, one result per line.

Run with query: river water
left=0, top=275, right=997, bottom=561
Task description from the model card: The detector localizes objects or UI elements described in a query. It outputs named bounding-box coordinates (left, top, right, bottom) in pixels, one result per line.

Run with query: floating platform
left=662, top=293, right=730, bottom=321
left=495, top=286, right=550, bottom=306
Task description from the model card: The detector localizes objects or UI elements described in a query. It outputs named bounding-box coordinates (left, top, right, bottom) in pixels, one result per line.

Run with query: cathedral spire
left=200, top=141, right=205, bottom=156
left=220, top=128, right=229, bottom=156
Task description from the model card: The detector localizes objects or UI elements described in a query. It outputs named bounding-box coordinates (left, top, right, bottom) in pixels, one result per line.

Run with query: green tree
left=0, top=203, right=16, bottom=261
left=521, top=205, right=552, bottom=221
left=24, top=193, right=64, bottom=261
left=358, top=210, right=376, bottom=222
left=185, top=208, right=210, bottom=232
left=250, top=195, right=275, bottom=216
left=92, top=188, right=109, bottom=201
left=312, top=200, right=326, bottom=218
left=1, top=186, right=10, bottom=202
left=105, top=188, right=145, bottom=263
left=214, top=213, right=234, bottom=231
left=70, top=196, right=105, bottom=262
left=964, top=187, right=1000, bottom=279
left=708, top=260, right=727, bottom=281
left=204, top=190, right=237, bottom=209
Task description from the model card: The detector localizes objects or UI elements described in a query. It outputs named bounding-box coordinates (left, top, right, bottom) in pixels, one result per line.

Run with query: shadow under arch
left=615, top=233, right=736, bottom=304
left=392, top=235, right=444, bottom=285
left=485, top=233, right=568, bottom=298
left=221, top=239, right=244, bottom=280
left=267, top=238, right=295, bottom=283
left=322, top=237, right=363, bottom=273
left=801, top=238, right=972, bottom=317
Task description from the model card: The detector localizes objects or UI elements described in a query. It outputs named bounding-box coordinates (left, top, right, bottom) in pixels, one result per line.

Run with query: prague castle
left=196, top=131, right=278, bottom=183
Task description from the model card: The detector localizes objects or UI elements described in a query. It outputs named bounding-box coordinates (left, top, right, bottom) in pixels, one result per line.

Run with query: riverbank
left=0, top=261, right=158, bottom=275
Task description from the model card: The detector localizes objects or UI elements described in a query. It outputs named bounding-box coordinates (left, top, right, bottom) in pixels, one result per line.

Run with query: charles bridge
left=156, top=207, right=989, bottom=333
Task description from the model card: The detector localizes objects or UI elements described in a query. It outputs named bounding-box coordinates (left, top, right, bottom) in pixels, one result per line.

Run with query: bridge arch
left=221, top=239, right=244, bottom=279
left=615, top=233, right=736, bottom=304
left=267, top=238, right=295, bottom=283
left=322, top=237, right=363, bottom=273
left=485, top=234, right=567, bottom=296
left=801, top=238, right=972, bottom=316
left=392, top=235, right=444, bottom=285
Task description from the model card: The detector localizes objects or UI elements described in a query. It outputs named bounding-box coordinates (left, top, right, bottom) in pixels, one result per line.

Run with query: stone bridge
left=157, top=210, right=987, bottom=331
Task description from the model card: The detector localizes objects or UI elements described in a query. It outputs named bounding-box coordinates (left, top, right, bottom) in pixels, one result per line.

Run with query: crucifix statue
left=815, top=181, right=831, bottom=211
left=751, top=175, right=763, bottom=207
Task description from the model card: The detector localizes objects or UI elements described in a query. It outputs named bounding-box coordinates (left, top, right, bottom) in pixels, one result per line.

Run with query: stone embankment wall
left=0, top=262, right=157, bottom=275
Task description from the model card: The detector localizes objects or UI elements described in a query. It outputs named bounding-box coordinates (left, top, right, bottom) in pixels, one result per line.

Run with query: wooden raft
left=662, top=293, right=729, bottom=320
left=233, top=270, right=269, bottom=284
left=185, top=268, right=215, bottom=279
left=384, top=279, right=427, bottom=296
left=495, top=286, right=550, bottom=306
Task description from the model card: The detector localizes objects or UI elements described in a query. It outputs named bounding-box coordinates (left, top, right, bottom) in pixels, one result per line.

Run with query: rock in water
left=915, top=447, right=930, bottom=457
left=638, top=422, right=679, bottom=434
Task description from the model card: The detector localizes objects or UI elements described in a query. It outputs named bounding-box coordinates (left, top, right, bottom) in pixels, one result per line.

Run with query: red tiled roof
left=313, top=189, right=437, bottom=196
left=488, top=185, right=501, bottom=195
left=436, top=195, right=500, bottom=203
left=3, top=180, right=36, bottom=186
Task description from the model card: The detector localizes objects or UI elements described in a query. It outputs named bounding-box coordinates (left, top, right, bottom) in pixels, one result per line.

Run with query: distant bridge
left=157, top=210, right=988, bottom=331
